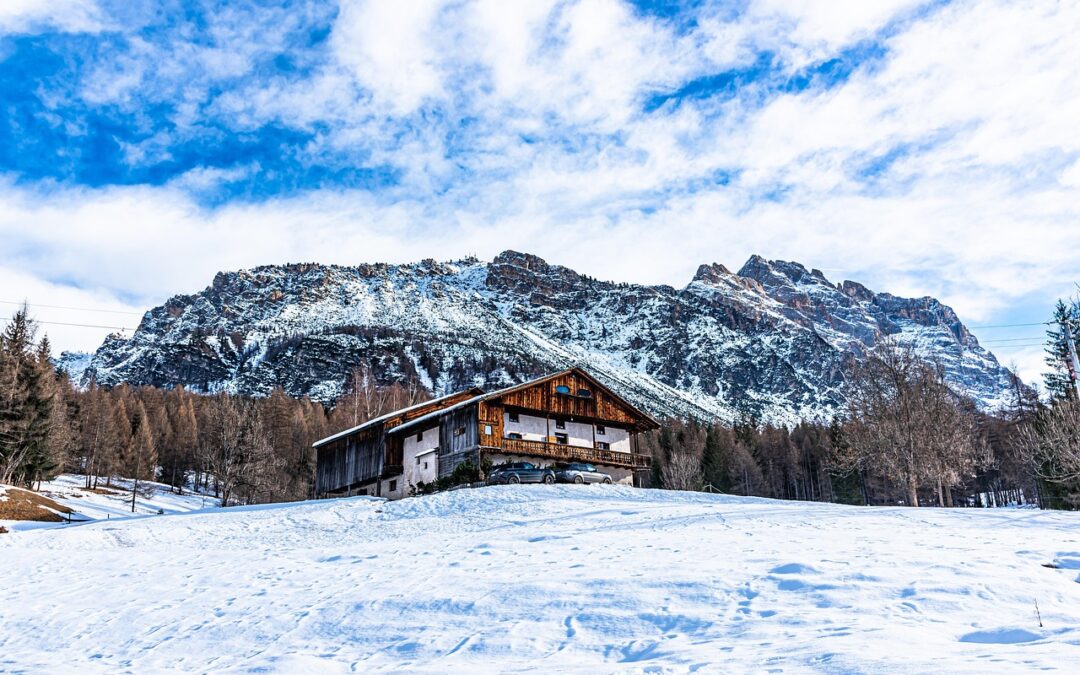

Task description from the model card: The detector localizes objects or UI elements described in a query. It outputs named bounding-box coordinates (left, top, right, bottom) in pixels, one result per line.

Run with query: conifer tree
left=0, top=308, right=56, bottom=487
left=701, top=424, right=731, bottom=493
left=1044, top=299, right=1080, bottom=401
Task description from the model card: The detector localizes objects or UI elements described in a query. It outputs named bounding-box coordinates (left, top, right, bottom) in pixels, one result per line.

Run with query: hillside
left=0, top=475, right=211, bottom=533
left=2, top=486, right=1078, bottom=672
left=67, top=251, right=1018, bottom=424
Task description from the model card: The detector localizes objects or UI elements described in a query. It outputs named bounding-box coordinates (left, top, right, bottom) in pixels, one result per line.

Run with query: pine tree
left=1044, top=299, right=1080, bottom=401
left=0, top=308, right=56, bottom=487
left=701, top=424, right=731, bottom=493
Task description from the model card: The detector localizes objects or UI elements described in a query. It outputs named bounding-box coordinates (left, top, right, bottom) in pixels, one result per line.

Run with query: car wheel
left=574, top=475, right=584, bottom=484
left=603, top=477, right=612, bottom=484
left=543, top=474, right=554, bottom=484
left=508, top=475, right=520, bottom=484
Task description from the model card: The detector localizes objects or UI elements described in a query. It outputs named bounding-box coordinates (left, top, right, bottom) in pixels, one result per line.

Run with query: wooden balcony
left=490, top=437, right=651, bottom=469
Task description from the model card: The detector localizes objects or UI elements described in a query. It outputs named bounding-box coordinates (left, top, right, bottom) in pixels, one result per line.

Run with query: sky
left=1, top=0, right=1078, bottom=387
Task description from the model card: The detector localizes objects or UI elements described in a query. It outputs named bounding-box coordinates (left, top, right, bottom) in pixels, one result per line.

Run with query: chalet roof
left=387, top=394, right=487, bottom=436
left=481, top=368, right=660, bottom=430
left=387, top=367, right=659, bottom=434
left=312, top=387, right=485, bottom=448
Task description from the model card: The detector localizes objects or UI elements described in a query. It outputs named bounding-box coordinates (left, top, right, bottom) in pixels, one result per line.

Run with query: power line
left=13, top=319, right=136, bottom=331
left=967, top=321, right=1050, bottom=329
left=981, top=336, right=1049, bottom=343
left=0, top=299, right=144, bottom=315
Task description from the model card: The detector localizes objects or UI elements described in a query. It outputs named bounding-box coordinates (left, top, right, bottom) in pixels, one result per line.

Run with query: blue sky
left=1, top=0, right=1078, bottom=386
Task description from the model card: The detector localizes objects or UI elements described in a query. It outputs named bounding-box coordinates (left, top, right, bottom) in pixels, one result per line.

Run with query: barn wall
left=314, top=428, right=385, bottom=494
left=438, top=403, right=480, bottom=478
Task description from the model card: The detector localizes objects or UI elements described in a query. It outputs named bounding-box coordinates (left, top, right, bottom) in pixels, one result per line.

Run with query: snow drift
left=2, top=486, right=1078, bottom=672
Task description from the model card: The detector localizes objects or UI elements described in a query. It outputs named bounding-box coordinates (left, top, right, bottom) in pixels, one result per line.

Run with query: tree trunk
left=907, top=478, right=919, bottom=507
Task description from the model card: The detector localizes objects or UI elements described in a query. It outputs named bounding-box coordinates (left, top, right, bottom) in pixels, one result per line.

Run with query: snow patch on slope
left=1, top=486, right=1078, bottom=671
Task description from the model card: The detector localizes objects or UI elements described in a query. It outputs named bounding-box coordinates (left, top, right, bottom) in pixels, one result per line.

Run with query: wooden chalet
left=313, top=368, right=658, bottom=499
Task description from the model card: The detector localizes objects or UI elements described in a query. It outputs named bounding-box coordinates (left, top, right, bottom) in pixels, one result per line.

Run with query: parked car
left=487, top=461, right=556, bottom=485
left=554, top=463, right=613, bottom=484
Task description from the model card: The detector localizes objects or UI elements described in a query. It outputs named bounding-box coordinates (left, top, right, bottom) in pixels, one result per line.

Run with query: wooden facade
left=313, top=388, right=483, bottom=496
left=313, top=368, right=658, bottom=498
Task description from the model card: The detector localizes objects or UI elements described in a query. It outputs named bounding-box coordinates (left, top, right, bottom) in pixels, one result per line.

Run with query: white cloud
left=330, top=0, right=447, bottom=115
left=2, top=0, right=1079, bottom=389
left=0, top=0, right=102, bottom=35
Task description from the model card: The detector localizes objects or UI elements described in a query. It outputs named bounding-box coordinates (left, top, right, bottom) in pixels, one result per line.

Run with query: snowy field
left=2, top=486, right=1079, bottom=673
left=0, top=474, right=212, bottom=533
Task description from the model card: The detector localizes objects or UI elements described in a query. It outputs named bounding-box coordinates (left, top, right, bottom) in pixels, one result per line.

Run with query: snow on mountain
left=71, top=251, right=1019, bottom=423
left=55, top=350, right=92, bottom=383
left=1, top=486, right=1077, bottom=671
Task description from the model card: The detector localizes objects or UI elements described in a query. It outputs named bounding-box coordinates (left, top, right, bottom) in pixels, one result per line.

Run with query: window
left=454, top=426, right=466, bottom=437
left=596, top=425, right=606, bottom=435
left=423, top=461, right=428, bottom=470
left=555, top=433, right=568, bottom=445
left=484, top=424, right=493, bottom=436
left=596, top=441, right=610, bottom=450
left=555, top=419, right=566, bottom=430
left=577, top=388, right=591, bottom=398
left=555, top=385, right=571, bottom=394
left=508, top=412, right=519, bottom=423
left=389, top=480, right=397, bottom=493
left=415, top=430, right=423, bottom=442
left=507, top=432, right=522, bottom=440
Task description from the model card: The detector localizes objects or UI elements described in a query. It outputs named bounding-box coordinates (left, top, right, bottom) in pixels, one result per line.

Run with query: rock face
left=69, top=251, right=1018, bottom=423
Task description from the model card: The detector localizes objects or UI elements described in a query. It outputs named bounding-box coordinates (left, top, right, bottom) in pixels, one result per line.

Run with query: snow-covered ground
left=0, top=474, right=212, bottom=533
left=1, top=486, right=1078, bottom=672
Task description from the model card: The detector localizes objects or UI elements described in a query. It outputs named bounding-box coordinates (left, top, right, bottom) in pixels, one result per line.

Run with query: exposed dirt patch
left=0, top=525, right=8, bottom=534
left=0, top=486, right=74, bottom=522
left=85, top=487, right=122, bottom=496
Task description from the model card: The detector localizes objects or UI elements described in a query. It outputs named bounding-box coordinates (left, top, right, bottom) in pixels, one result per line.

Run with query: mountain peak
left=492, top=250, right=550, bottom=272
left=75, top=250, right=1019, bottom=421
left=692, top=262, right=733, bottom=283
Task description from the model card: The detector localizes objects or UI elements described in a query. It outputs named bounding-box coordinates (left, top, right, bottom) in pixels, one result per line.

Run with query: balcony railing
left=491, top=437, right=651, bottom=469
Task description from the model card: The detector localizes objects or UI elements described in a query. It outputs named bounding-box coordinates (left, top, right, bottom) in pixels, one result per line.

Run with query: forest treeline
left=0, top=307, right=429, bottom=507
left=643, top=296, right=1080, bottom=509
left=3, top=299, right=1080, bottom=509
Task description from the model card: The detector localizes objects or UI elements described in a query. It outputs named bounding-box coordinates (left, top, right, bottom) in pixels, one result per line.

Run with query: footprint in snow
left=770, top=563, right=819, bottom=575
left=959, top=628, right=1043, bottom=644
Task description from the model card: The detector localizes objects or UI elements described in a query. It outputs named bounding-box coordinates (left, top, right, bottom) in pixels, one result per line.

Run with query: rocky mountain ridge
left=66, top=251, right=1018, bottom=424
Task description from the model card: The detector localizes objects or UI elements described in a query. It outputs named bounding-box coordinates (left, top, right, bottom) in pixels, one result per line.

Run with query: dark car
left=554, top=463, right=613, bottom=484
left=487, top=461, right=556, bottom=485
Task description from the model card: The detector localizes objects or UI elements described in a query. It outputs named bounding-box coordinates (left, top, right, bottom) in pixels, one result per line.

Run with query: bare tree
left=1015, top=400, right=1080, bottom=488
left=199, top=395, right=283, bottom=506
left=839, top=343, right=988, bottom=506
left=663, top=451, right=703, bottom=491
left=123, top=400, right=158, bottom=512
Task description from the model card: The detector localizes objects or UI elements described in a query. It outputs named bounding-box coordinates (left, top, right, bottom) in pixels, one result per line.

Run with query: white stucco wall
left=596, top=425, right=631, bottom=453
left=503, top=412, right=549, bottom=441
left=403, top=425, right=440, bottom=491
left=503, top=412, right=631, bottom=451
left=380, top=476, right=404, bottom=500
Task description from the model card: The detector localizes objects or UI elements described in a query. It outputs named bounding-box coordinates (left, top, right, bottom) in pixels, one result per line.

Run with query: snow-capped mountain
left=68, top=251, right=1018, bottom=423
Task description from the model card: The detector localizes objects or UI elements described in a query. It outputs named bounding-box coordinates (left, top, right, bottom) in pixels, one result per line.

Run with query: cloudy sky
left=1, top=0, right=1078, bottom=385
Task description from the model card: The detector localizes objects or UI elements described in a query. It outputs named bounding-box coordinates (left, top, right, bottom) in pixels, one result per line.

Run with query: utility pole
left=1063, top=318, right=1080, bottom=400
